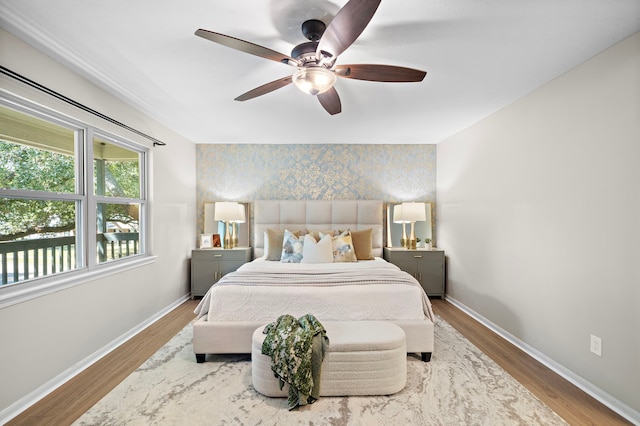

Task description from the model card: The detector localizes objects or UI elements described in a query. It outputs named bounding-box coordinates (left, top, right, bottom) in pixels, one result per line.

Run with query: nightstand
left=191, top=247, right=251, bottom=298
left=383, top=247, right=445, bottom=299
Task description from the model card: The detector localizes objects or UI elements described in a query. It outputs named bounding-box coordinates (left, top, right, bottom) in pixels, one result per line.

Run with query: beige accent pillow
left=350, top=228, right=374, bottom=260
left=262, top=231, right=269, bottom=258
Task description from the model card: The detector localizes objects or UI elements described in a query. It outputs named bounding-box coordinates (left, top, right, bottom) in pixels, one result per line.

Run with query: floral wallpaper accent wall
left=196, top=144, right=436, bottom=234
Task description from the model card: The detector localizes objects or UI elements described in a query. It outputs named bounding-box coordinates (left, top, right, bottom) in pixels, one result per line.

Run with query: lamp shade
left=401, top=202, right=427, bottom=222
left=214, top=201, right=239, bottom=222
left=393, top=204, right=408, bottom=223
left=233, top=203, right=246, bottom=223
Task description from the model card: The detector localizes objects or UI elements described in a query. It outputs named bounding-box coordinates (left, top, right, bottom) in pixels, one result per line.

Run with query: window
left=0, top=99, right=148, bottom=292
left=93, top=135, right=144, bottom=264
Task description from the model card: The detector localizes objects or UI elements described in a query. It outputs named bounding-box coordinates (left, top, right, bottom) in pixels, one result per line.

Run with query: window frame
left=89, top=129, right=147, bottom=264
left=0, top=93, right=153, bottom=308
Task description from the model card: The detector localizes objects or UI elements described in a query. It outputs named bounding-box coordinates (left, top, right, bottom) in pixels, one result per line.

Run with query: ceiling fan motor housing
left=291, top=19, right=335, bottom=95
left=291, top=41, right=319, bottom=63
left=292, top=19, right=332, bottom=67
left=301, top=19, right=326, bottom=41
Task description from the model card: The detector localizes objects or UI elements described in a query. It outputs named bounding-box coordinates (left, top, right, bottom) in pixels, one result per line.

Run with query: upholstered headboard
left=253, top=200, right=384, bottom=259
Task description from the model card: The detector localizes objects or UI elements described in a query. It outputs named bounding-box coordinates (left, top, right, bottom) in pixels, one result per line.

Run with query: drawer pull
left=414, top=255, right=423, bottom=258
left=214, top=254, right=223, bottom=258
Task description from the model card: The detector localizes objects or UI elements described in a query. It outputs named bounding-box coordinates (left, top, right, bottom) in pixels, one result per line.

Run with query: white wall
left=437, top=31, right=640, bottom=418
left=0, top=29, right=197, bottom=418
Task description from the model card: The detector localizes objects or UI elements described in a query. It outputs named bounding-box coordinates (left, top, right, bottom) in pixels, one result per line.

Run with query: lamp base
left=224, top=221, right=233, bottom=249
left=231, top=222, right=238, bottom=248
left=401, top=223, right=408, bottom=248
left=409, top=221, right=417, bottom=250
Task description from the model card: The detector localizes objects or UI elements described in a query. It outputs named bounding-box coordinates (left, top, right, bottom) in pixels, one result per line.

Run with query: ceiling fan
left=195, top=0, right=426, bottom=115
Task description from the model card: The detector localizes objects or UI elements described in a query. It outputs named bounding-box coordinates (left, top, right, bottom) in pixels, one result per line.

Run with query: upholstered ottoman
left=252, top=321, right=407, bottom=397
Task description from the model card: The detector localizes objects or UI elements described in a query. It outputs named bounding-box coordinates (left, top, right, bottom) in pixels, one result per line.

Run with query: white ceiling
left=1, top=0, right=639, bottom=144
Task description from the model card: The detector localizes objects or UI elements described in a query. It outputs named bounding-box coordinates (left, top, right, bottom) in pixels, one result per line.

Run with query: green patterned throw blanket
left=261, top=314, right=329, bottom=410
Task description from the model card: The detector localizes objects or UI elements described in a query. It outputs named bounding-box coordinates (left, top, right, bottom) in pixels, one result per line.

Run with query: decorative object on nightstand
left=384, top=247, right=445, bottom=298
left=200, top=234, right=213, bottom=249
left=191, top=247, right=251, bottom=298
left=205, top=202, right=250, bottom=247
left=401, top=202, right=426, bottom=249
left=393, top=204, right=409, bottom=248
left=214, top=201, right=244, bottom=248
left=417, top=237, right=432, bottom=249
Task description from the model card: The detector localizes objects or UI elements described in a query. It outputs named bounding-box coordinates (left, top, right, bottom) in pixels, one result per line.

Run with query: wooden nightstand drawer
left=192, top=249, right=251, bottom=261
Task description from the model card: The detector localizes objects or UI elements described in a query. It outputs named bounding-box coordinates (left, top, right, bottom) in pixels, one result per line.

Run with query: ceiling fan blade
left=317, top=88, right=342, bottom=115
left=316, top=0, right=381, bottom=59
left=335, top=64, right=426, bottom=82
left=195, top=29, right=298, bottom=66
left=234, top=76, right=294, bottom=101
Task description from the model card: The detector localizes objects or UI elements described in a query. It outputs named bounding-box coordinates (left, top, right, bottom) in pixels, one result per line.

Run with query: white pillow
left=301, top=234, right=333, bottom=263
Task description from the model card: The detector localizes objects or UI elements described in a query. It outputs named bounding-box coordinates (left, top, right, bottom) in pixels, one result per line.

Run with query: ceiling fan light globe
left=292, top=67, right=336, bottom=96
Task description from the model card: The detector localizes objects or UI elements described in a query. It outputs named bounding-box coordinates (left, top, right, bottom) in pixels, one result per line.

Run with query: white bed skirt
left=192, top=317, right=434, bottom=355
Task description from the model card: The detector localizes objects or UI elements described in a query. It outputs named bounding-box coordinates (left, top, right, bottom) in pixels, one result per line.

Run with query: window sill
left=0, top=255, right=158, bottom=309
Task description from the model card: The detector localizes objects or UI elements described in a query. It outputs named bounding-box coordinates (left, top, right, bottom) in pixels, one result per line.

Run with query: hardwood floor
left=7, top=299, right=200, bottom=426
left=8, top=298, right=631, bottom=425
left=430, top=298, right=631, bottom=425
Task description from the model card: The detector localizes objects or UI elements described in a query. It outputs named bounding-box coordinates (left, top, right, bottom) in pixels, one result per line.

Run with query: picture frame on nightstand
left=200, top=234, right=213, bottom=249
left=212, top=233, right=221, bottom=247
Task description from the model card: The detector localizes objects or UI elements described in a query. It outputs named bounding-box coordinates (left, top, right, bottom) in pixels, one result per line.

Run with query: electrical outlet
left=590, top=335, right=602, bottom=357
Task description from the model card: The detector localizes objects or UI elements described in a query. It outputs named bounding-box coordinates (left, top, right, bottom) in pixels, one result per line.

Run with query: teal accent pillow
left=266, top=228, right=301, bottom=261
left=281, top=229, right=304, bottom=263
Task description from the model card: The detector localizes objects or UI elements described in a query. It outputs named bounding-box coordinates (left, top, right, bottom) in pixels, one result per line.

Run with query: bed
left=192, top=200, right=435, bottom=362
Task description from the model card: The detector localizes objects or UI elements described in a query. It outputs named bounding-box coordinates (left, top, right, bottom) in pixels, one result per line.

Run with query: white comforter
left=195, top=258, right=434, bottom=323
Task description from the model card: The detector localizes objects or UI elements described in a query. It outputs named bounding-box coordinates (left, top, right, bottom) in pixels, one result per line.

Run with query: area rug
left=73, top=317, right=567, bottom=425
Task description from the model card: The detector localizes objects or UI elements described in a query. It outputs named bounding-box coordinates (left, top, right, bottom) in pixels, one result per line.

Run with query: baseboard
left=445, top=295, right=640, bottom=425
left=0, top=293, right=191, bottom=425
